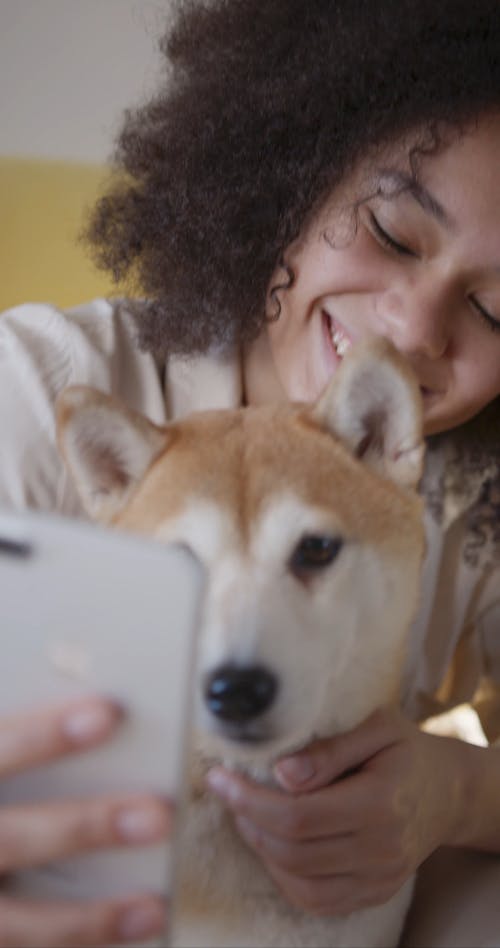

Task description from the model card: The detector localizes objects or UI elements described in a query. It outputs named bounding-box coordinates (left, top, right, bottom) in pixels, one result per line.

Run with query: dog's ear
left=313, top=336, right=425, bottom=489
left=56, top=386, right=169, bottom=521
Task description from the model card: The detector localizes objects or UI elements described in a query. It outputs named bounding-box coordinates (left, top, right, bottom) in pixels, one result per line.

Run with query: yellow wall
left=0, top=157, right=120, bottom=312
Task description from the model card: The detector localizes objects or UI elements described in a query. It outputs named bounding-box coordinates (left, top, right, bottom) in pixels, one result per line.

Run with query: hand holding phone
left=0, top=510, right=204, bottom=946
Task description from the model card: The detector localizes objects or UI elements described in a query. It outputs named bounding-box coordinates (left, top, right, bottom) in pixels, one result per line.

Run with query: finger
left=206, top=768, right=363, bottom=838
left=0, top=894, right=166, bottom=948
left=263, top=863, right=356, bottom=917
left=235, top=814, right=409, bottom=881
left=0, top=795, right=171, bottom=873
left=0, top=697, right=124, bottom=777
left=263, top=863, right=396, bottom=918
left=235, top=816, right=357, bottom=876
left=273, top=707, right=407, bottom=792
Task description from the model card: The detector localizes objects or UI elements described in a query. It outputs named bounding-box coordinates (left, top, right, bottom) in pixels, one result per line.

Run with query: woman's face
left=266, top=113, right=500, bottom=435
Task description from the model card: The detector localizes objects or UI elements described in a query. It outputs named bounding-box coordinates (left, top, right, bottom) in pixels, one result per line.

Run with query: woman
left=1, top=1, right=499, bottom=944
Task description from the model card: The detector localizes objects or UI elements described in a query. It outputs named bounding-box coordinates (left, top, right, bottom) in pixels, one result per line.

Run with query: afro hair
left=84, top=0, right=500, bottom=357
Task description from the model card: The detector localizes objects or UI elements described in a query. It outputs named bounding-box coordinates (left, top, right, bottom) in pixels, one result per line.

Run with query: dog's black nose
left=204, top=664, right=278, bottom=722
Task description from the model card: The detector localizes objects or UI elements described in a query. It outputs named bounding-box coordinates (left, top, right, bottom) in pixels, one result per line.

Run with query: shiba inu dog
left=56, top=337, right=425, bottom=948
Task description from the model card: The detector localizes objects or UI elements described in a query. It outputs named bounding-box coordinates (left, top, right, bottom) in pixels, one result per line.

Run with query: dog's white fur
left=56, top=337, right=426, bottom=948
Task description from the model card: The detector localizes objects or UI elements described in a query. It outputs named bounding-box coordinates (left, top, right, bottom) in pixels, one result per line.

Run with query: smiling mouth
left=322, top=310, right=442, bottom=402
left=322, top=310, right=353, bottom=359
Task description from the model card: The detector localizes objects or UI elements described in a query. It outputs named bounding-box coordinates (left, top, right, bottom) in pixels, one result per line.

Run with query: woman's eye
left=289, top=534, right=343, bottom=579
left=368, top=211, right=416, bottom=258
left=470, top=297, right=500, bottom=335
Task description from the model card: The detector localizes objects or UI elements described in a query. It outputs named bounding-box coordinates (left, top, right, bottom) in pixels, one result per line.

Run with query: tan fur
left=56, top=339, right=426, bottom=948
left=118, top=405, right=419, bottom=548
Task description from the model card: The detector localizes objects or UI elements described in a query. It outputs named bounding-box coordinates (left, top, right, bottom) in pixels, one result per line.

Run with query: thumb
left=273, top=706, right=404, bottom=792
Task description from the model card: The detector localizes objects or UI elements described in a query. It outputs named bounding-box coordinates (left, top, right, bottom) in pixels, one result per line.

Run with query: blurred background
left=0, top=0, right=171, bottom=311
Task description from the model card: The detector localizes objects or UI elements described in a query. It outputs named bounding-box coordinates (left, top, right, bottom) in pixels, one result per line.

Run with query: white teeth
left=330, top=326, right=351, bottom=358
left=336, top=337, right=351, bottom=357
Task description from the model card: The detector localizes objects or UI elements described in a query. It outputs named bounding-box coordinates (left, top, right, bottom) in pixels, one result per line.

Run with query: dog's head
left=56, top=337, right=425, bottom=778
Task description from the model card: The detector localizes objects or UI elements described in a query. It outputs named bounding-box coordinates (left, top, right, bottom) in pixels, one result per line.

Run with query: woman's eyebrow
left=377, top=168, right=455, bottom=231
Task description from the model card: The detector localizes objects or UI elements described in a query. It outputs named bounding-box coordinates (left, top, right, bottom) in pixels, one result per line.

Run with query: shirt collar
left=164, top=347, right=243, bottom=420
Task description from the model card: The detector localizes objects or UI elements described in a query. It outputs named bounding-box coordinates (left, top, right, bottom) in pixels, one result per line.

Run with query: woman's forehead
left=313, top=113, right=500, bottom=227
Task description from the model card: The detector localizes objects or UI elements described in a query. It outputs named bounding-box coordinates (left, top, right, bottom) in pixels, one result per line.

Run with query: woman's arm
left=453, top=735, right=500, bottom=851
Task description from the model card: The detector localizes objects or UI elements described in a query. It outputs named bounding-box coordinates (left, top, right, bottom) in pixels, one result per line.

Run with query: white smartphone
left=0, top=509, right=204, bottom=943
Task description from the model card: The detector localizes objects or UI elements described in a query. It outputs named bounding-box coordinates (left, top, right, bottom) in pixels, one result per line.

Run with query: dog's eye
left=289, top=535, right=343, bottom=577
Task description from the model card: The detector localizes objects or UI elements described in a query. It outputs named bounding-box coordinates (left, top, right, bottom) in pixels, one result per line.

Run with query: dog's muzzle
left=204, top=663, right=278, bottom=725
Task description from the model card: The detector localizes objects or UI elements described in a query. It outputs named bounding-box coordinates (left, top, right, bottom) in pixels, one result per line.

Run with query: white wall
left=0, top=0, right=172, bottom=163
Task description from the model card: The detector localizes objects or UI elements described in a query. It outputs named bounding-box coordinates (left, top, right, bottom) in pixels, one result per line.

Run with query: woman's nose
left=376, top=282, right=451, bottom=361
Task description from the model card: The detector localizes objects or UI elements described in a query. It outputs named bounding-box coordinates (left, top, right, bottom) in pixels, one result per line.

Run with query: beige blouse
left=1, top=298, right=499, bottom=731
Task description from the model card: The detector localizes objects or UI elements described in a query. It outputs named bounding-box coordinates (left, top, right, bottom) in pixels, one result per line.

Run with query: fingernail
left=275, top=755, right=315, bottom=787
left=206, top=768, right=240, bottom=805
left=117, top=900, right=166, bottom=941
left=115, top=802, right=169, bottom=843
left=62, top=701, right=123, bottom=745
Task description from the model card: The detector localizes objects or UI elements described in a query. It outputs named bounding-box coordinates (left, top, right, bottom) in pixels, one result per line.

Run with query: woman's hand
left=0, top=696, right=170, bottom=947
left=206, top=707, right=469, bottom=917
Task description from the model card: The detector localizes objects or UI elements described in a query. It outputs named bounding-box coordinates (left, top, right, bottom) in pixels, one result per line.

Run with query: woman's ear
left=56, top=386, right=170, bottom=522
left=313, top=336, right=425, bottom=489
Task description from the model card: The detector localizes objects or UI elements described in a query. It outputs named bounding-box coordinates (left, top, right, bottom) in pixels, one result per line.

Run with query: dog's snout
left=204, top=664, right=278, bottom=723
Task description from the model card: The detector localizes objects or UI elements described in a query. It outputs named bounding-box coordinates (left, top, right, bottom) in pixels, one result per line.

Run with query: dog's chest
left=170, top=789, right=415, bottom=948
left=172, top=790, right=283, bottom=943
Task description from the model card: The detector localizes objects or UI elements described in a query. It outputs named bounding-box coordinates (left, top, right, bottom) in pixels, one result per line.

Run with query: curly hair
left=84, top=0, right=500, bottom=358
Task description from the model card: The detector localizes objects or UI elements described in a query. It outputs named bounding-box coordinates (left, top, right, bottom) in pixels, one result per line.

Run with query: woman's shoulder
left=1, top=297, right=116, bottom=334
left=0, top=296, right=166, bottom=404
left=0, top=297, right=164, bottom=514
left=1, top=297, right=137, bottom=382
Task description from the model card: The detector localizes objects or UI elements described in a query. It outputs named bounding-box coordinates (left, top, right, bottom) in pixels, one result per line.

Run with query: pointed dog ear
left=56, top=386, right=170, bottom=522
left=313, top=337, right=425, bottom=489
